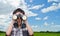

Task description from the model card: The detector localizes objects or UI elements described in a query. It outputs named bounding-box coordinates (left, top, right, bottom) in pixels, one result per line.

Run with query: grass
left=34, top=32, right=60, bottom=36
left=0, top=31, right=60, bottom=36
left=0, top=31, right=6, bottom=36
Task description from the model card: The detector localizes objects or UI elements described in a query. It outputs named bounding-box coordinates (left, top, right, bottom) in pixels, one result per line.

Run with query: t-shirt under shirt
left=11, top=23, right=29, bottom=36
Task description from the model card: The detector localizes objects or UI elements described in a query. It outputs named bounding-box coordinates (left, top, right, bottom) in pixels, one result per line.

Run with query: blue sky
left=0, top=0, right=60, bottom=32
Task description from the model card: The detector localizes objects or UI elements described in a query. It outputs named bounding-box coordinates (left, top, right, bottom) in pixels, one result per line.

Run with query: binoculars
left=12, top=14, right=27, bottom=21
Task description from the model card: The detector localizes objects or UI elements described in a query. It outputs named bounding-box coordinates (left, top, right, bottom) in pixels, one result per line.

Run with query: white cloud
left=2, top=0, right=7, bottom=4
left=31, top=25, right=38, bottom=28
left=0, top=0, right=21, bottom=8
left=41, top=3, right=60, bottom=13
left=0, top=14, right=12, bottom=32
left=25, top=11, right=38, bottom=17
left=43, top=16, right=48, bottom=20
left=51, top=25, right=60, bottom=28
left=35, top=17, right=41, bottom=20
left=48, top=0, right=60, bottom=2
left=44, top=22, right=48, bottom=26
left=30, top=0, right=33, bottom=2
left=8, top=0, right=20, bottom=8
left=0, top=14, right=11, bottom=26
left=0, top=15, right=9, bottom=19
left=52, top=3, right=58, bottom=6
left=0, top=0, right=1, bottom=2
left=3, top=0, right=20, bottom=8
left=0, top=14, right=11, bottom=31
left=51, top=22, right=55, bottom=25
left=31, top=25, right=40, bottom=32
left=29, top=4, right=44, bottom=10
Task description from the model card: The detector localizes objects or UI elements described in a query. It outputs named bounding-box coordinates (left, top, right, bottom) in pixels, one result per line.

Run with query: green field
left=34, top=32, right=60, bottom=36
left=0, top=32, right=60, bottom=36
left=0, top=32, right=6, bottom=36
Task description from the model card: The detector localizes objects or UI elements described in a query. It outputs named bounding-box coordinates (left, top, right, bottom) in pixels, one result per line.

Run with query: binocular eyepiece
left=12, top=14, right=27, bottom=21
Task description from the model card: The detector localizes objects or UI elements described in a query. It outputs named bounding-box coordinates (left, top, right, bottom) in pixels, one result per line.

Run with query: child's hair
left=13, top=8, right=25, bottom=15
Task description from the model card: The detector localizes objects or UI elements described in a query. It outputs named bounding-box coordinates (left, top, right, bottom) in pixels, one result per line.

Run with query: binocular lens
left=22, top=15, right=27, bottom=20
left=12, top=15, right=17, bottom=20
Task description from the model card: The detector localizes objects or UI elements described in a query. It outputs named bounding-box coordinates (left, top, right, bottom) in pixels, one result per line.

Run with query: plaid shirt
left=11, top=23, right=29, bottom=36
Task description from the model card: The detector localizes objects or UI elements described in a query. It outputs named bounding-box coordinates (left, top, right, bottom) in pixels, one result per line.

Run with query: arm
left=24, top=21, right=34, bottom=36
left=6, top=20, right=14, bottom=36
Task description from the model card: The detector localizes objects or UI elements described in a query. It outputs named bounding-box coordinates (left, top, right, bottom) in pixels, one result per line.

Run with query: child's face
left=15, top=12, right=23, bottom=25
